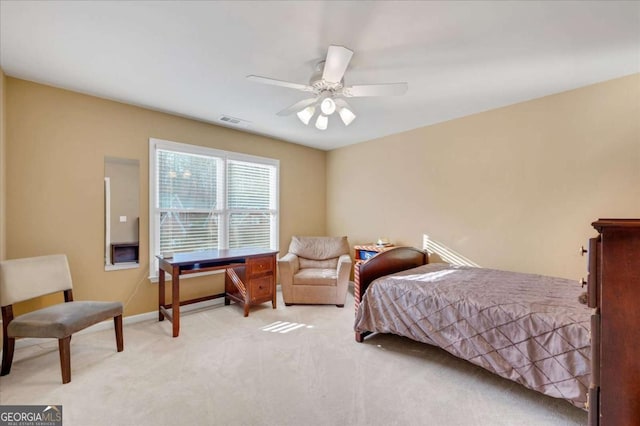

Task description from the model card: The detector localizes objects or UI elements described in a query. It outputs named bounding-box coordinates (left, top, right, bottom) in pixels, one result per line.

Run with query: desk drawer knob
left=579, top=246, right=587, bottom=256
left=579, top=278, right=587, bottom=287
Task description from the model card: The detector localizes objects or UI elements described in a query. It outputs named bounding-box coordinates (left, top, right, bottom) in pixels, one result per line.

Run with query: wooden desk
left=157, top=248, right=278, bottom=337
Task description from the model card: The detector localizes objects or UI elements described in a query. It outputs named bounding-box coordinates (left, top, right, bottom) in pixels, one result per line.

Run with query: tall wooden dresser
left=588, top=219, right=640, bottom=425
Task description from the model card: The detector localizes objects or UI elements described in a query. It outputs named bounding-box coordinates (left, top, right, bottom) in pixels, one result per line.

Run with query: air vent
left=219, top=115, right=251, bottom=128
left=220, top=116, right=240, bottom=124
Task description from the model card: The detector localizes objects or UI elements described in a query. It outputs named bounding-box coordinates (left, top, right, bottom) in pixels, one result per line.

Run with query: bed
left=354, top=247, right=592, bottom=409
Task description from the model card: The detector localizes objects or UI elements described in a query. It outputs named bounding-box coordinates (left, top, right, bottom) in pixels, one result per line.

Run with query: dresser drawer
left=250, top=276, right=273, bottom=303
left=248, top=256, right=274, bottom=276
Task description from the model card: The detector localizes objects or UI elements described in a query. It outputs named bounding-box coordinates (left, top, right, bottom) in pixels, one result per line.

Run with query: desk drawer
left=250, top=276, right=273, bottom=303
left=248, top=256, right=274, bottom=276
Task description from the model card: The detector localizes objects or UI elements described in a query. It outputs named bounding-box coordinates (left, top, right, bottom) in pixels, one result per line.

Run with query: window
left=149, top=138, right=279, bottom=278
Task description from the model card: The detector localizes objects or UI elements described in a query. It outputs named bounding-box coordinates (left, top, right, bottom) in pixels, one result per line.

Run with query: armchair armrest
left=337, top=254, right=352, bottom=272
left=278, top=253, right=299, bottom=303
left=278, top=253, right=300, bottom=275
left=336, top=254, right=353, bottom=305
left=337, top=254, right=352, bottom=280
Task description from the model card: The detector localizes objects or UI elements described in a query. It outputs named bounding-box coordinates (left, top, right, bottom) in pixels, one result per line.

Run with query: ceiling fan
left=247, top=45, right=408, bottom=130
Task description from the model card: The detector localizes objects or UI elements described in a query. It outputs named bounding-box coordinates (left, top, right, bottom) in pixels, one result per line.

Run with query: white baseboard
left=3, top=298, right=225, bottom=351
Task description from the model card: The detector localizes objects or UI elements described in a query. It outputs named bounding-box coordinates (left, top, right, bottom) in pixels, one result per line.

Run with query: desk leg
left=172, top=267, right=180, bottom=337
left=272, top=263, right=277, bottom=309
left=158, top=268, right=165, bottom=321
left=272, top=283, right=277, bottom=309
left=224, top=269, right=231, bottom=306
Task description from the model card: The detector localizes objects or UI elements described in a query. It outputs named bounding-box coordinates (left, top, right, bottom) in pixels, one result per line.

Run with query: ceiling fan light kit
left=296, top=105, right=315, bottom=125
left=338, top=106, right=356, bottom=126
left=315, top=114, right=328, bottom=130
left=247, top=45, right=408, bottom=131
left=319, top=94, right=336, bottom=115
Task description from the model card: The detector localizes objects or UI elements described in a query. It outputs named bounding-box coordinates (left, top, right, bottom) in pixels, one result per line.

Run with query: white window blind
left=149, top=139, right=279, bottom=278
left=228, top=160, right=277, bottom=249
left=157, top=150, right=221, bottom=255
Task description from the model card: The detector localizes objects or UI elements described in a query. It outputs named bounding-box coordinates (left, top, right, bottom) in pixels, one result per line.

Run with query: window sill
left=105, top=263, right=139, bottom=271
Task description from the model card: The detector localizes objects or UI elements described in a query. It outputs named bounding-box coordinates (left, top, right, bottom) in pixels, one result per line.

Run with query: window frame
left=149, top=138, right=279, bottom=280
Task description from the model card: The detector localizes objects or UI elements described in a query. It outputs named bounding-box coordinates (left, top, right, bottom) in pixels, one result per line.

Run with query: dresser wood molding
left=588, top=219, right=640, bottom=425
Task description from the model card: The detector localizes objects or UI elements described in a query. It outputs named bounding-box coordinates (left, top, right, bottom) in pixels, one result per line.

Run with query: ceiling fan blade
left=247, top=75, right=315, bottom=92
left=343, top=82, right=408, bottom=97
left=322, top=45, right=354, bottom=84
left=276, top=97, right=318, bottom=116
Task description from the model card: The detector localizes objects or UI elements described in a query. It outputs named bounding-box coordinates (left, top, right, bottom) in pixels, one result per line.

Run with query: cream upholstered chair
left=278, top=236, right=352, bottom=307
left=0, top=254, right=123, bottom=384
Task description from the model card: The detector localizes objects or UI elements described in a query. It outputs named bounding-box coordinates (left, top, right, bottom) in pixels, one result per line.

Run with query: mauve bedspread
left=354, top=263, right=593, bottom=408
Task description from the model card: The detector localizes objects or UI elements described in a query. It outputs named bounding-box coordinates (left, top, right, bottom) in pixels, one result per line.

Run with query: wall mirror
left=105, top=157, right=140, bottom=271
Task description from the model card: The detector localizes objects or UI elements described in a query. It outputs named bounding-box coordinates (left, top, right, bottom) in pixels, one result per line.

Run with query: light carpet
left=0, top=289, right=587, bottom=425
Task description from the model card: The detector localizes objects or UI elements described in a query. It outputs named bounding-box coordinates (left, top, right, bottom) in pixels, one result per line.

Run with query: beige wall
left=328, top=74, right=640, bottom=280
left=5, top=73, right=639, bottom=317
left=105, top=158, right=140, bottom=246
left=5, top=77, right=326, bottom=316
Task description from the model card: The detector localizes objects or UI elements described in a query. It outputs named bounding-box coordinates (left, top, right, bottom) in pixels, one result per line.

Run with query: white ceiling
left=1, top=1, right=639, bottom=150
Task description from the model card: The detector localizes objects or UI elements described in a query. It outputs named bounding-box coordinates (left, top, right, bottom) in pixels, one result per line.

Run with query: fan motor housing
left=309, top=65, right=343, bottom=94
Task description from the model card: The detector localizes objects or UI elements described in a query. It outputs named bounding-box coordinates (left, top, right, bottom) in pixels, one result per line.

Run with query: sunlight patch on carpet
left=261, top=321, right=310, bottom=334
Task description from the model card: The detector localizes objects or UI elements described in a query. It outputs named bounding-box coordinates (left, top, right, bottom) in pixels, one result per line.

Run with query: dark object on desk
left=157, top=248, right=278, bottom=337
left=111, top=242, right=139, bottom=263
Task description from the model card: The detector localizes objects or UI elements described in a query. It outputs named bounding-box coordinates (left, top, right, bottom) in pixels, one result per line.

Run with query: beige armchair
left=278, top=236, right=352, bottom=307
left=1, top=254, right=123, bottom=384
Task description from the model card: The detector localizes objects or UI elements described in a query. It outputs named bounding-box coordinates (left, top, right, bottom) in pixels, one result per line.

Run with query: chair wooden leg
left=58, top=336, right=71, bottom=384
left=114, top=315, right=124, bottom=352
left=1, top=335, right=15, bottom=376
left=1, top=305, right=15, bottom=376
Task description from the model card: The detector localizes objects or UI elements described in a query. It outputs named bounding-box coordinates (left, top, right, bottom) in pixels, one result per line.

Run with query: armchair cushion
left=289, top=236, right=349, bottom=260
left=299, top=258, right=338, bottom=269
left=294, top=269, right=338, bottom=286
